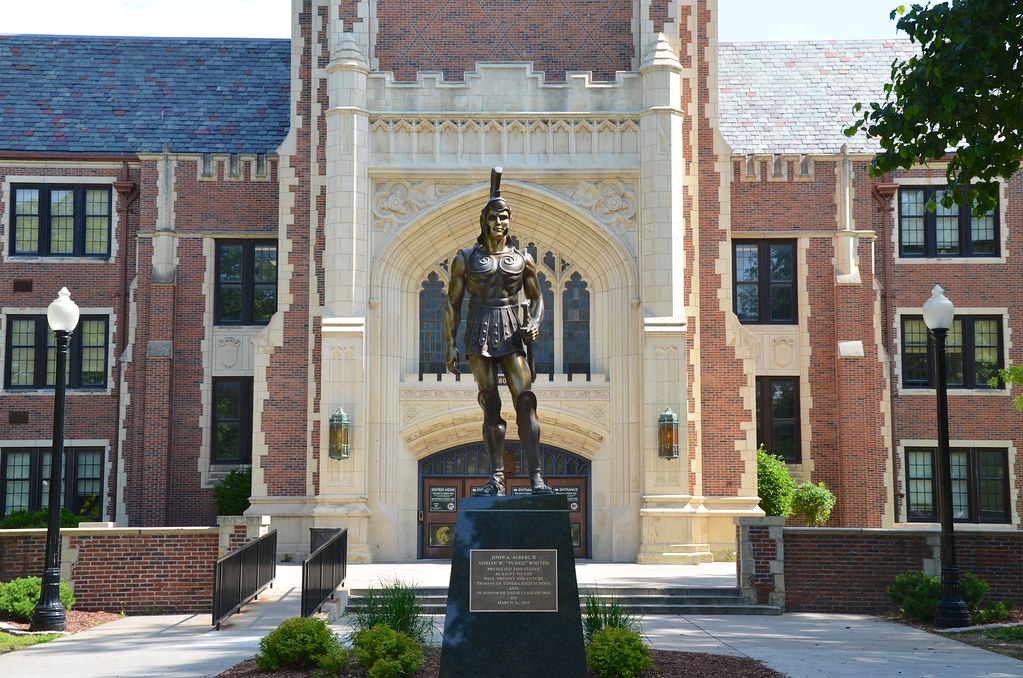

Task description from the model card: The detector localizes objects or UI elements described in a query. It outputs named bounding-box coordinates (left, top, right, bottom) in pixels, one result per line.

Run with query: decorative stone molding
left=401, top=403, right=425, bottom=426
left=771, top=337, right=794, bottom=368
left=749, top=327, right=800, bottom=373
left=217, top=336, right=241, bottom=369
left=331, top=345, right=357, bottom=359
left=371, top=179, right=447, bottom=233
left=653, top=345, right=679, bottom=359
left=552, top=179, right=638, bottom=234
left=400, top=387, right=480, bottom=401
left=398, top=375, right=610, bottom=456
left=368, top=115, right=640, bottom=167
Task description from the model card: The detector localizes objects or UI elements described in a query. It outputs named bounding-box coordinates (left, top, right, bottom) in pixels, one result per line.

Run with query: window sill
left=898, top=521, right=1016, bottom=531
left=2, top=387, right=111, bottom=396
left=5, top=255, right=114, bottom=263
left=895, top=255, right=1005, bottom=264
left=898, top=387, right=1006, bottom=396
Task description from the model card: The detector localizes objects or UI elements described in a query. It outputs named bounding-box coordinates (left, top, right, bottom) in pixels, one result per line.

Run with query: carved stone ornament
left=372, top=180, right=443, bottom=233
left=771, top=337, right=795, bottom=368
left=559, top=180, right=638, bottom=233
left=402, top=403, right=425, bottom=426
left=218, top=337, right=241, bottom=369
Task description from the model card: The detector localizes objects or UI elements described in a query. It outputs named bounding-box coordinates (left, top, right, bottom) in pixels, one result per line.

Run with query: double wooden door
left=419, top=444, right=590, bottom=559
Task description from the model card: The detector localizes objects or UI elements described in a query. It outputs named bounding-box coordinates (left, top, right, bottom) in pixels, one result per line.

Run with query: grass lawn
left=943, top=624, right=1023, bottom=661
left=0, top=632, right=62, bottom=654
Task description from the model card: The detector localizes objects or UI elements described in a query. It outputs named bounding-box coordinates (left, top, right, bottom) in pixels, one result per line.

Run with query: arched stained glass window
left=418, top=240, right=592, bottom=379
left=419, top=272, right=447, bottom=376
left=534, top=273, right=554, bottom=377
left=563, top=272, right=590, bottom=376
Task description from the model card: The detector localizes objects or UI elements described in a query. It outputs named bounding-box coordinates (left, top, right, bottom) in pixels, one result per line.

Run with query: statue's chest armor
left=466, top=247, right=525, bottom=298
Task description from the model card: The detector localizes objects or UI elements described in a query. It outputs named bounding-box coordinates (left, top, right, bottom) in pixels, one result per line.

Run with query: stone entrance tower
left=248, top=0, right=762, bottom=562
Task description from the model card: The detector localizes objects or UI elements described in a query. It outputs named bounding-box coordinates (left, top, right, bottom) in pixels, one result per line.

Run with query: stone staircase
left=341, top=585, right=779, bottom=617
left=580, top=586, right=779, bottom=615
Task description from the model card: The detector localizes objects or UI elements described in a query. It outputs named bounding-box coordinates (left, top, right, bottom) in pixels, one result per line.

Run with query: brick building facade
left=1, top=1, right=1019, bottom=563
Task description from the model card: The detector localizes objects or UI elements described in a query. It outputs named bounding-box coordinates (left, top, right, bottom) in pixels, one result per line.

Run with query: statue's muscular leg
left=469, top=356, right=505, bottom=496
left=502, top=354, right=553, bottom=495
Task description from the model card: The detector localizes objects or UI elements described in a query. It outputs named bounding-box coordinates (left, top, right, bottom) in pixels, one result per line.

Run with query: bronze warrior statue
left=444, top=168, right=553, bottom=496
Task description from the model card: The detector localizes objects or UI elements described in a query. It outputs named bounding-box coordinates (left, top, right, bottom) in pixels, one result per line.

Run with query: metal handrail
left=212, top=529, right=277, bottom=629
left=301, top=528, right=348, bottom=617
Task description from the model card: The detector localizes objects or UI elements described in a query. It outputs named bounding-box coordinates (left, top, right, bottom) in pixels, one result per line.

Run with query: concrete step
left=309, top=591, right=348, bottom=623
left=343, top=586, right=780, bottom=616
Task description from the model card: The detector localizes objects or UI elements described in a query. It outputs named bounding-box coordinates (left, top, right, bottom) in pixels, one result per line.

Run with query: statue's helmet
left=478, top=167, right=512, bottom=246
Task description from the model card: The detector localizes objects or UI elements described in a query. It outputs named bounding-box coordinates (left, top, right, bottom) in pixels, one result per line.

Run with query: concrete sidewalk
left=0, top=564, right=306, bottom=678
left=1, top=561, right=1020, bottom=677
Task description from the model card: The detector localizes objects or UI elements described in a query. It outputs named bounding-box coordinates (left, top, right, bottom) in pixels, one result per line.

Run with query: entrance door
left=419, top=443, right=590, bottom=559
left=506, top=477, right=588, bottom=559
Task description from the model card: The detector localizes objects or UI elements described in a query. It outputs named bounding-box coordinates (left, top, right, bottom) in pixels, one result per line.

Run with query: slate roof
left=0, top=35, right=290, bottom=154
left=718, top=39, right=918, bottom=155
left=1, top=35, right=915, bottom=157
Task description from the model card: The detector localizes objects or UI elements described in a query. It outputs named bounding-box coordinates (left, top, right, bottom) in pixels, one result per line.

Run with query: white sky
left=1, top=0, right=904, bottom=41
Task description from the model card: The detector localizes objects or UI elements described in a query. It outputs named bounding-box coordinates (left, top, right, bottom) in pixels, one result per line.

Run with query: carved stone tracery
left=371, top=180, right=446, bottom=233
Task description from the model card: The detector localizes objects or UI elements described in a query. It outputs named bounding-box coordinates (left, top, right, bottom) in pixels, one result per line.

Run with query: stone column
left=634, top=33, right=708, bottom=563
left=312, top=24, right=374, bottom=562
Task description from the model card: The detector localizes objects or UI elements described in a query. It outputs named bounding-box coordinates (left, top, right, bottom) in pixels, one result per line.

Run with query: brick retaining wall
left=738, top=518, right=1023, bottom=613
left=0, top=517, right=268, bottom=614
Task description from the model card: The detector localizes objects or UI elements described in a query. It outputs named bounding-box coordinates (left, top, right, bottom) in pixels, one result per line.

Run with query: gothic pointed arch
left=371, top=180, right=637, bottom=378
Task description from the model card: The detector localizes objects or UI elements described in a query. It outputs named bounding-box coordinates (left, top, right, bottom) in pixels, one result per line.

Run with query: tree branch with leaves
left=845, top=0, right=1023, bottom=214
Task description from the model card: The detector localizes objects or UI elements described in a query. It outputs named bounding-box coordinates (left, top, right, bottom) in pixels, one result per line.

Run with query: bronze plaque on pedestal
left=468, top=549, right=558, bottom=612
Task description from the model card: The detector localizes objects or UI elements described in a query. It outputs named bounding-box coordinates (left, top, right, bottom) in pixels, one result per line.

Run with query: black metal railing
left=301, top=528, right=348, bottom=618
left=212, top=529, right=277, bottom=629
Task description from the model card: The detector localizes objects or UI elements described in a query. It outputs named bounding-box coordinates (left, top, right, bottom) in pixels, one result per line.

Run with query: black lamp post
left=30, top=287, right=80, bottom=632
left=922, top=284, right=971, bottom=629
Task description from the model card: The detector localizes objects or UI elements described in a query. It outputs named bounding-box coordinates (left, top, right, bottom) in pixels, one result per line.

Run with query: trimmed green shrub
left=254, top=616, right=346, bottom=672
left=351, top=624, right=425, bottom=678
left=790, top=481, right=836, bottom=526
left=582, top=591, right=642, bottom=643
left=0, top=576, right=76, bottom=622
left=213, top=466, right=252, bottom=516
left=348, top=578, right=433, bottom=645
left=585, top=627, right=653, bottom=678
left=756, top=445, right=794, bottom=517
left=887, top=571, right=1014, bottom=625
left=973, top=599, right=1014, bottom=625
left=961, top=572, right=1014, bottom=624
left=887, top=571, right=940, bottom=623
left=0, top=496, right=100, bottom=529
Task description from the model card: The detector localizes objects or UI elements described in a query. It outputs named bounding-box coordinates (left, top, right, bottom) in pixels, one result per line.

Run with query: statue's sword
left=521, top=300, right=536, bottom=382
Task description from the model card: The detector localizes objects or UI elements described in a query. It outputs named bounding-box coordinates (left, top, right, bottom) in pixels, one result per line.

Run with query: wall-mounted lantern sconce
left=657, top=407, right=679, bottom=460
left=329, top=407, right=351, bottom=460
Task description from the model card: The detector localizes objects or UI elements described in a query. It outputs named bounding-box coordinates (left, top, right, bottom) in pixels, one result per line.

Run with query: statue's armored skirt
left=464, top=301, right=526, bottom=358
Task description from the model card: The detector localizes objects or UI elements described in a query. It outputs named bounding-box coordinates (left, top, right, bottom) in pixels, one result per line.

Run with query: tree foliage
left=992, top=364, right=1023, bottom=410
left=845, top=1, right=1023, bottom=214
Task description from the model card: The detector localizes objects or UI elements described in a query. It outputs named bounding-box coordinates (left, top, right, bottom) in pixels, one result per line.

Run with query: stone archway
left=351, top=177, right=640, bottom=562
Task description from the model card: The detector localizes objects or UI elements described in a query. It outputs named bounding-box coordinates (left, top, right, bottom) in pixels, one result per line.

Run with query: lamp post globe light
left=30, top=288, right=80, bottom=632
left=921, top=284, right=971, bottom=629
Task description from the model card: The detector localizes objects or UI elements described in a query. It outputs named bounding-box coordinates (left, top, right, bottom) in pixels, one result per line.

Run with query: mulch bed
left=217, top=647, right=784, bottom=677
left=0, top=609, right=122, bottom=636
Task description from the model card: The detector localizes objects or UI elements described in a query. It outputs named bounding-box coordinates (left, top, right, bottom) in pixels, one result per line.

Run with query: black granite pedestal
left=439, top=494, right=587, bottom=678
